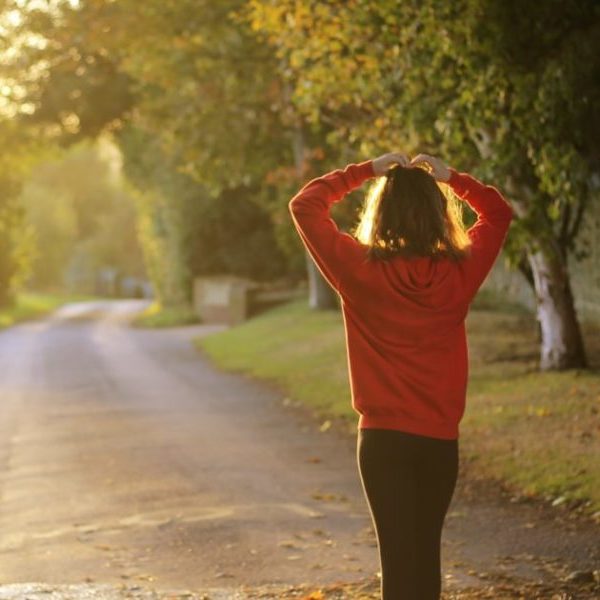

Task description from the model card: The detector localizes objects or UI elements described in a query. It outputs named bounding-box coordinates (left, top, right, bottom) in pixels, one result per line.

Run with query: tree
left=105, top=0, right=331, bottom=306
left=0, top=0, right=134, bottom=138
left=245, top=0, right=600, bottom=370
left=0, top=120, right=36, bottom=307
left=2, top=0, right=307, bottom=305
left=19, top=139, right=145, bottom=291
left=118, top=124, right=287, bottom=305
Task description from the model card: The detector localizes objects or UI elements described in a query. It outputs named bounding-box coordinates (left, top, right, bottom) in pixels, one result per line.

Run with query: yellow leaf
left=302, top=591, right=324, bottom=600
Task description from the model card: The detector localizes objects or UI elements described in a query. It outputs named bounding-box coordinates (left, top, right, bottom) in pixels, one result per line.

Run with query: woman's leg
left=414, top=437, right=459, bottom=599
left=357, top=428, right=420, bottom=599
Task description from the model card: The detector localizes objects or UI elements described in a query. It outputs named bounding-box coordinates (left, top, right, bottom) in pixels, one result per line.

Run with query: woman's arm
left=288, top=160, right=376, bottom=292
left=410, top=153, right=514, bottom=301
left=446, top=167, right=515, bottom=301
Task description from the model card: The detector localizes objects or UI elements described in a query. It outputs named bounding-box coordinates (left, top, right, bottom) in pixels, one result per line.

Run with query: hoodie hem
left=357, top=413, right=459, bottom=440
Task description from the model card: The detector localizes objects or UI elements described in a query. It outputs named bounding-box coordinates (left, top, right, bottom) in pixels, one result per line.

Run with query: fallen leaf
left=319, top=420, right=332, bottom=432
left=301, top=591, right=324, bottom=600
left=278, top=540, right=301, bottom=549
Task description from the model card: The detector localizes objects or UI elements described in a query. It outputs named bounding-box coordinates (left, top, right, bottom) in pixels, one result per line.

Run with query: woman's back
left=339, top=254, right=472, bottom=440
left=288, top=157, right=514, bottom=439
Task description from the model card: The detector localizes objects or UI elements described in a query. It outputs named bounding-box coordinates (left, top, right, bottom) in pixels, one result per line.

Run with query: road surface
left=0, top=300, right=597, bottom=598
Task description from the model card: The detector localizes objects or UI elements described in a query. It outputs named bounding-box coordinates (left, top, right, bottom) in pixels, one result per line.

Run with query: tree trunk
left=0, top=239, right=16, bottom=309
left=527, top=241, right=588, bottom=370
left=499, top=173, right=589, bottom=371
left=305, top=254, right=339, bottom=310
left=287, top=95, right=338, bottom=311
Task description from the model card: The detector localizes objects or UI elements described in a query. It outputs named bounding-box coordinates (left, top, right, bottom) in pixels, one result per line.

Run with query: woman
left=288, top=152, right=514, bottom=599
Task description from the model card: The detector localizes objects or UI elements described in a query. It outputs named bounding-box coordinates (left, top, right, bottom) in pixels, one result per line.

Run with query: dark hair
left=352, top=164, right=471, bottom=262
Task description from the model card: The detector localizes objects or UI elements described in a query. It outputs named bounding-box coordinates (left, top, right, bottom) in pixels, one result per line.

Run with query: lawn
left=131, top=301, right=201, bottom=328
left=195, top=289, right=600, bottom=516
left=0, top=291, right=97, bottom=329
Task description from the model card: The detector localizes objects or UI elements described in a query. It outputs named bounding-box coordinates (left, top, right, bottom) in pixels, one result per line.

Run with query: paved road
left=0, top=301, right=382, bottom=592
left=0, top=300, right=597, bottom=597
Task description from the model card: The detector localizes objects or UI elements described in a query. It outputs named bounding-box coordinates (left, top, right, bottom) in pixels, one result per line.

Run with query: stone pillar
left=193, top=275, right=257, bottom=325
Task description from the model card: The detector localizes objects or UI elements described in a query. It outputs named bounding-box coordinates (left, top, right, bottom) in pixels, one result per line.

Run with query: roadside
left=191, top=291, right=600, bottom=595
left=0, top=291, right=99, bottom=330
left=131, top=301, right=201, bottom=328
left=194, top=292, right=600, bottom=519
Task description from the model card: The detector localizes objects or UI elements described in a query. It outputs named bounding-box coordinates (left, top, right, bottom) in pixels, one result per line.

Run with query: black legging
left=357, top=428, right=459, bottom=600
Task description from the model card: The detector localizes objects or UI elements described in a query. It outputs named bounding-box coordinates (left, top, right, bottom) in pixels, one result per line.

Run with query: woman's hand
left=372, top=152, right=410, bottom=176
left=409, top=153, right=451, bottom=182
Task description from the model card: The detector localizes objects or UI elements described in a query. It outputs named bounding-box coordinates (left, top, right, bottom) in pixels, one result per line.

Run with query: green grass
left=196, top=299, right=351, bottom=417
left=195, top=293, right=600, bottom=516
left=132, top=301, right=201, bottom=328
left=0, top=292, right=97, bottom=329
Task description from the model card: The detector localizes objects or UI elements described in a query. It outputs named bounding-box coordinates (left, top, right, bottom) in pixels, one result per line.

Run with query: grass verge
left=195, top=291, right=600, bottom=517
left=0, top=291, right=97, bottom=329
left=132, top=301, right=201, bottom=328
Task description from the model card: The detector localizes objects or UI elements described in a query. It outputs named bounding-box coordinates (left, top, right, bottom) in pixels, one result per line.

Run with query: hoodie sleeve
left=288, top=160, right=376, bottom=292
left=446, top=167, right=515, bottom=301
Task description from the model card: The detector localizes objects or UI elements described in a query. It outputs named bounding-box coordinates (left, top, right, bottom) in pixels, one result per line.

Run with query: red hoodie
left=288, top=159, right=514, bottom=440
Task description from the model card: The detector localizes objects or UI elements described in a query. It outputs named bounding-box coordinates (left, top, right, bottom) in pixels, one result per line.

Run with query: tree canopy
left=1, top=0, right=598, bottom=367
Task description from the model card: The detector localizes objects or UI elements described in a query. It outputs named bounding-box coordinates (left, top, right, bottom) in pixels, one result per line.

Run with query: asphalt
left=0, top=300, right=597, bottom=599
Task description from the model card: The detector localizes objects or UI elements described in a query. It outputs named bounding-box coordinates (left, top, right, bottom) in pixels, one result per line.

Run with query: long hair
left=352, top=164, right=471, bottom=262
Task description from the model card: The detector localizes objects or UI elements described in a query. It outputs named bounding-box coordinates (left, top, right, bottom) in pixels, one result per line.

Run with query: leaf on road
left=278, top=540, right=302, bottom=549
left=301, top=591, right=324, bottom=600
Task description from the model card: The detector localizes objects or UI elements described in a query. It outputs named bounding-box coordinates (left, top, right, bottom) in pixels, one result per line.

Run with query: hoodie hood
left=383, top=255, right=453, bottom=293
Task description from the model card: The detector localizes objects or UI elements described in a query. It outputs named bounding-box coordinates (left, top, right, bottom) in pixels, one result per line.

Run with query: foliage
left=0, top=291, right=97, bottom=329
left=0, top=120, right=36, bottom=307
left=2, top=0, right=298, bottom=299
left=106, top=0, right=291, bottom=192
left=3, top=0, right=599, bottom=362
left=0, top=0, right=134, bottom=139
left=19, top=139, right=145, bottom=291
left=118, top=124, right=287, bottom=305
left=244, top=0, right=600, bottom=265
